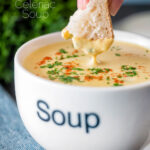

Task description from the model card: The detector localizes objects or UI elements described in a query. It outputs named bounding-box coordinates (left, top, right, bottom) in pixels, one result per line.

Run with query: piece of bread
left=62, top=0, right=114, bottom=56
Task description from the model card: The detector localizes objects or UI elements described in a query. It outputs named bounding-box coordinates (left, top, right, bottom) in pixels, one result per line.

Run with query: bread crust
left=105, top=0, right=114, bottom=39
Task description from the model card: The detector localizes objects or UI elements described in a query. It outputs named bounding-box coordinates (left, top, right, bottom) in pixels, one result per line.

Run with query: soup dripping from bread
left=62, top=0, right=114, bottom=65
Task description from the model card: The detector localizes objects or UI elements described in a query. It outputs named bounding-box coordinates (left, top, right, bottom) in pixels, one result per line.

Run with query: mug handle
left=141, top=132, right=150, bottom=150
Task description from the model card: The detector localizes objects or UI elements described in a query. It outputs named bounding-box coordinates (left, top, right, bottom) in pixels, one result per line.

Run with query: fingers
left=77, top=0, right=89, bottom=10
left=109, top=0, right=124, bottom=16
left=77, top=0, right=124, bottom=16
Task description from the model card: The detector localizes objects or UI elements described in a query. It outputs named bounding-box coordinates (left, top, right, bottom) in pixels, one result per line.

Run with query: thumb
left=77, top=0, right=89, bottom=10
left=109, top=0, right=124, bottom=16
left=77, top=0, right=124, bottom=16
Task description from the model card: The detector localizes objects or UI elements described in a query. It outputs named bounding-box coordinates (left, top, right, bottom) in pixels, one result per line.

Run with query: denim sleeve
left=0, top=85, right=44, bottom=150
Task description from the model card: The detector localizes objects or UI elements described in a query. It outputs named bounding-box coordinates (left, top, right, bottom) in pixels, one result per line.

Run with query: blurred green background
left=0, top=0, right=76, bottom=83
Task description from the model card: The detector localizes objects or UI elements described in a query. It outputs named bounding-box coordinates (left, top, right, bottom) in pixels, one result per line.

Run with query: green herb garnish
left=60, top=55, right=64, bottom=60
left=121, top=65, right=136, bottom=71
left=59, top=48, right=67, bottom=54
left=73, top=54, right=79, bottom=57
left=40, top=61, right=62, bottom=69
left=66, top=55, right=72, bottom=58
left=125, top=71, right=137, bottom=77
left=49, top=75, right=56, bottom=80
left=40, top=65, right=47, bottom=68
left=72, top=68, right=84, bottom=71
left=111, top=46, right=121, bottom=51
left=47, top=68, right=59, bottom=75
left=40, top=64, right=54, bottom=68
left=80, top=73, right=85, bottom=75
left=104, top=68, right=111, bottom=72
left=117, top=75, right=122, bottom=78
left=88, top=68, right=104, bottom=74
left=70, top=72, right=78, bottom=75
left=115, top=53, right=121, bottom=56
left=54, top=61, right=62, bottom=66
left=47, top=64, right=54, bottom=68
left=106, top=76, right=110, bottom=81
left=113, top=83, right=123, bottom=87
left=66, top=54, right=79, bottom=59
left=59, top=75, right=80, bottom=83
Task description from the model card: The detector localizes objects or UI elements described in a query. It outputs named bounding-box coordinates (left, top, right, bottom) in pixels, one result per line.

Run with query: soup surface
left=23, top=41, right=150, bottom=87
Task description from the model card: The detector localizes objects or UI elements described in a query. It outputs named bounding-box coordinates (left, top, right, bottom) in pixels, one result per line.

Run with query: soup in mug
left=23, top=41, right=150, bottom=87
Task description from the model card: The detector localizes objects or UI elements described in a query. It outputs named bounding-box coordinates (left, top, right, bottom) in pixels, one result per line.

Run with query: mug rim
left=15, top=30, right=150, bottom=92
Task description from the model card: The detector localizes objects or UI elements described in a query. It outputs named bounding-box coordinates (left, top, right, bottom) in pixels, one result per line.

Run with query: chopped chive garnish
left=106, top=76, right=110, bottom=81
left=66, top=55, right=79, bottom=59
left=111, top=46, right=121, bottom=51
left=60, top=55, right=64, bottom=60
left=88, top=68, right=104, bottom=74
left=49, top=75, right=56, bottom=80
left=121, top=65, right=136, bottom=71
left=72, top=68, right=84, bottom=71
left=54, top=61, right=62, bottom=66
left=40, top=65, right=47, bottom=68
left=59, top=75, right=80, bottom=83
left=59, top=48, right=68, bottom=54
left=113, top=83, right=123, bottom=87
left=115, top=53, right=121, bottom=56
left=125, top=71, right=137, bottom=77
left=47, top=68, right=59, bottom=75
left=39, top=46, right=147, bottom=87
left=105, top=68, right=111, bottom=72
left=70, top=72, right=78, bottom=75
left=47, top=64, right=54, bottom=68
left=73, top=54, right=79, bottom=57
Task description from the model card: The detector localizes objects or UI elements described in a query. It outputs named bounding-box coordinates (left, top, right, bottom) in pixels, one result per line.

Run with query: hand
left=77, top=0, right=124, bottom=16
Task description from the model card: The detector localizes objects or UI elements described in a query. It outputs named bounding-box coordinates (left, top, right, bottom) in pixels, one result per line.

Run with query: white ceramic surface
left=15, top=31, right=150, bottom=150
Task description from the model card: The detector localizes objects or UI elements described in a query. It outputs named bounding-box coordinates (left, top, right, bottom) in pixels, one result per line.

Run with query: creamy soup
left=23, top=41, right=150, bottom=87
